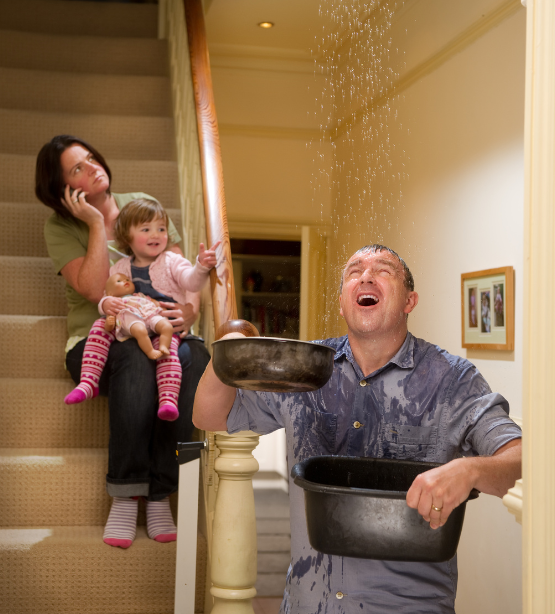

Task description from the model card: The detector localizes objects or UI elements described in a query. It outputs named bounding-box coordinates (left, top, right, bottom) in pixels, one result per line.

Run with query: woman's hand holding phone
left=60, top=185, right=103, bottom=226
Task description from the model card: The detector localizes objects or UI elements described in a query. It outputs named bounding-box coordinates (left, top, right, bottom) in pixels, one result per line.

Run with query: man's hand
left=406, top=438, right=521, bottom=529
left=406, top=458, right=477, bottom=529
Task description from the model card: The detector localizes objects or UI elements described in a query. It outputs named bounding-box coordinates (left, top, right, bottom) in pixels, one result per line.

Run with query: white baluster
left=210, top=431, right=260, bottom=613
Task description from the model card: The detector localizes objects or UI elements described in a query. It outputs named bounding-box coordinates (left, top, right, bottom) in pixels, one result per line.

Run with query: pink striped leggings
left=73, top=317, right=182, bottom=421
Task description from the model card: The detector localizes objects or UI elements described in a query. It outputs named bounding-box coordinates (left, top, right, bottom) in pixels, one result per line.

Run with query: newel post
left=210, top=431, right=260, bottom=613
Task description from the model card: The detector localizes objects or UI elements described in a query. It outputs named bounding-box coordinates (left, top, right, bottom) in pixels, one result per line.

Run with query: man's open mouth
left=357, top=294, right=379, bottom=307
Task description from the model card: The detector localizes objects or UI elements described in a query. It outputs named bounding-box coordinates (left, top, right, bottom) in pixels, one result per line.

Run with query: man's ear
left=404, top=291, right=419, bottom=315
left=339, top=293, right=344, bottom=318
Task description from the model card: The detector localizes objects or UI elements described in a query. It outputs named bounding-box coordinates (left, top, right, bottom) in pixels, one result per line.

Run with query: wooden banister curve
left=184, top=0, right=237, bottom=331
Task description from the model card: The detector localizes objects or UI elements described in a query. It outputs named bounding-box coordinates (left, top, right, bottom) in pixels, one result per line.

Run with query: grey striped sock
left=146, top=498, right=177, bottom=543
left=103, top=496, right=138, bottom=548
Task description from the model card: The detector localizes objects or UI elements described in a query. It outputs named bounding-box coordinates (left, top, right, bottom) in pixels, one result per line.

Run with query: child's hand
left=103, top=296, right=126, bottom=316
left=198, top=241, right=221, bottom=269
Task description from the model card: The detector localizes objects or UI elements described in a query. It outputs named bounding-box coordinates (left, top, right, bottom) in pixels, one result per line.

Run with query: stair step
left=0, top=448, right=185, bottom=527
left=0, top=109, right=176, bottom=160
left=0, top=378, right=109, bottom=448
left=2, top=453, right=182, bottom=535
left=0, top=0, right=159, bottom=38
left=257, top=552, right=290, bottom=574
left=0, top=153, right=180, bottom=210
left=0, top=67, right=172, bottom=117
left=0, top=315, right=69, bottom=378
left=258, top=534, right=291, bottom=552
left=0, top=256, right=67, bottom=316
left=255, top=573, right=287, bottom=598
left=0, top=202, right=50, bottom=257
left=0, top=29, right=169, bottom=76
left=0, top=526, right=206, bottom=614
left=257, top=518, right=291, bottom=535
left=0, top=202, right=182, bottom=258
left=0, top=448, right=111, bottom=526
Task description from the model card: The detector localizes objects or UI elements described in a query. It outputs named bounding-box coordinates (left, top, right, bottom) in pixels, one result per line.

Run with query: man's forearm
left=193, top=359, right=237, bottom=432
left=470, top=438, right=522, bottom=498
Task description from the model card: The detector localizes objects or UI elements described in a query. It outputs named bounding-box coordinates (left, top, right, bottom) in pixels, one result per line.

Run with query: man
left=193, top=244, right=522, bottom=613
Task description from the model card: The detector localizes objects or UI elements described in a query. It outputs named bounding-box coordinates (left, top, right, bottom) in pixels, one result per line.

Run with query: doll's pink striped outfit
left=65, top=251, right=210, bottom=421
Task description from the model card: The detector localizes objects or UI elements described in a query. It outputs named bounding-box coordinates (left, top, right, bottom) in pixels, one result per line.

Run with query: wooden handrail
left=184, top=0, right=237, bottom=330
left=182, top=3, right=260, bottom=613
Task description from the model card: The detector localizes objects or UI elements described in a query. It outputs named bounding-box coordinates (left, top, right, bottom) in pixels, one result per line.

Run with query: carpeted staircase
left=0, top=1, right=207, bottom=612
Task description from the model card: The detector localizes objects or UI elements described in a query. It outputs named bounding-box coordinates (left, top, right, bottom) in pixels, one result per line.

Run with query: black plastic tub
left=291, top=455, right=479, bottom=562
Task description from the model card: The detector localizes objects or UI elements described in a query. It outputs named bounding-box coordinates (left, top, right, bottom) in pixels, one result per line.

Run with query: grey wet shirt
left=227, top=333, right=522, bottom=614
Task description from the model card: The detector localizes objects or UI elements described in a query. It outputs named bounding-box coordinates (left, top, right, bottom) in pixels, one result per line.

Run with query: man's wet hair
left=340, top=244, right=415, bottom=293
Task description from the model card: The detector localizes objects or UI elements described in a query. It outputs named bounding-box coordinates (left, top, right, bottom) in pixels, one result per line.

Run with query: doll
left=103, top=272, right=174, bottom=360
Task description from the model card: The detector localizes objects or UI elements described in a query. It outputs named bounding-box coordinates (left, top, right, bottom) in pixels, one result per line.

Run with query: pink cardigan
left=99, top=251, right=210, bottom=313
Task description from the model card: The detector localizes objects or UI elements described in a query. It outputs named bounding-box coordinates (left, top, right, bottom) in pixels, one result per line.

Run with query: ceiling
left=204, top=0, right=324, bottom=54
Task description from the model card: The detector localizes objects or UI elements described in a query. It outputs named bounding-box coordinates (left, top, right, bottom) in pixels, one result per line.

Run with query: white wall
left=399, top=15, right=525, bottom=612
left=210, top=56, right=332, bottom=226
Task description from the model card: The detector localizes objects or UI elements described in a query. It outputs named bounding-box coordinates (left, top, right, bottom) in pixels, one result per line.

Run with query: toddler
left=64, top=197, right=219, bottom=422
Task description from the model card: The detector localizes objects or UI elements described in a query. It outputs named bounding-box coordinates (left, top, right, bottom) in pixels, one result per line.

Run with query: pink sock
left=103, top=496, right=139, bottom=549
left=154, top=335, right=181, bottom=421
left=146, top=497, right=177, bottom=543
left=65, top=318, right=114, bottom=404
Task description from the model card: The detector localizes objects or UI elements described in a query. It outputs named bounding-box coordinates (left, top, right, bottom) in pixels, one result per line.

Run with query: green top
left=44, top=192, right=181, bottom=351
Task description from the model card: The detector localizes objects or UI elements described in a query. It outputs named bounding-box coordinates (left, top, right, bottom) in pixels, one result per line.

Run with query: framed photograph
left=461, top=266, right=514, bottom=350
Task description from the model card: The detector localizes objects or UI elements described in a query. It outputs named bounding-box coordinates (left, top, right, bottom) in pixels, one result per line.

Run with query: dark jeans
left=66, top=335, right=210, bottom=501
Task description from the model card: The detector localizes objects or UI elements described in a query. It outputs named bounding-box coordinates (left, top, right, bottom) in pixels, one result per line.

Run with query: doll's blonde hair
left=114, top=198, right=172, bottom=256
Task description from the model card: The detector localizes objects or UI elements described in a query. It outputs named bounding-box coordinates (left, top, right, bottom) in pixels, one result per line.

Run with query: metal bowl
left=211, top=337, right=335, bottom=392
left=292, top=455, right=479, bottom=562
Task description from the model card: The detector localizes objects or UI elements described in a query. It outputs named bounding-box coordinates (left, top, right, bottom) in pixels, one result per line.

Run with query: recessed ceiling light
left=258, top=21, right=274, bottom=29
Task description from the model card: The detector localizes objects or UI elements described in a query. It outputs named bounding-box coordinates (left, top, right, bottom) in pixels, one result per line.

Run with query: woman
left=36, top=134, right=210, bottom=548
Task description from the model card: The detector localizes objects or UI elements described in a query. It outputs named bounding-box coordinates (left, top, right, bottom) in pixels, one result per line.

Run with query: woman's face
left=60, top=144, right=110, bottom=197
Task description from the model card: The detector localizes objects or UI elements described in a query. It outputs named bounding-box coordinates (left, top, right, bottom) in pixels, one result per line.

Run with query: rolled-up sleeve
left=227, top=389, right=285, bottom=435
left=444, top=363, right=522, bottom=457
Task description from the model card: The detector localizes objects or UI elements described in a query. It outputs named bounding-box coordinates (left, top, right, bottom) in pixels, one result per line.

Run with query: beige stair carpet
left=0, top=67, right=173, bottom=116
left=0, top=0, right=159, bottom=38
left=0, top=0, right=207, bottom=612
left=0, top=29, right=170, bottom=76
left=0, top=108, right=176, bottom=160
left=1, top=527, right=207, bottom=614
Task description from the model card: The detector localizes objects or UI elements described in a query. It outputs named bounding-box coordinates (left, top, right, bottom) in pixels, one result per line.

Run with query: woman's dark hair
left=35, top=135, right=112, bottom=218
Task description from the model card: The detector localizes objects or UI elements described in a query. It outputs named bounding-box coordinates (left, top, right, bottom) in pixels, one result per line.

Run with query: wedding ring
left=431, top=505, right=443, bottom=512
left=72, top=199, right=78, bottom=204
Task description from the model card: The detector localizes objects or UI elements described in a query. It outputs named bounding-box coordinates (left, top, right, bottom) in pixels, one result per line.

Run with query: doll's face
left=105, top=273, right=135, bottom=297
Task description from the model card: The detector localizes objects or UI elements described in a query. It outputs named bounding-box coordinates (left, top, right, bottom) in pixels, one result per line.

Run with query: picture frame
left=461, top=266, right=514, bottom=351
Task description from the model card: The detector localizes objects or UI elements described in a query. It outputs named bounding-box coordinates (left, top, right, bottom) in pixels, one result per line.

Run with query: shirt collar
left=330, top=332, right=415, bottom=375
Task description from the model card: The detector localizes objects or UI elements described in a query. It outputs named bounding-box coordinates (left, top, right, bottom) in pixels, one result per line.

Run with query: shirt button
left=359, top=380, right=367, bottom=387
left=353, top=421, right=362, bottom=429
left=336, top=591, right=344, bottom=599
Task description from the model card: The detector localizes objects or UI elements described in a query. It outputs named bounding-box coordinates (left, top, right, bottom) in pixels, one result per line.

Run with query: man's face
left=339, top=250, right=418, bottom=338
